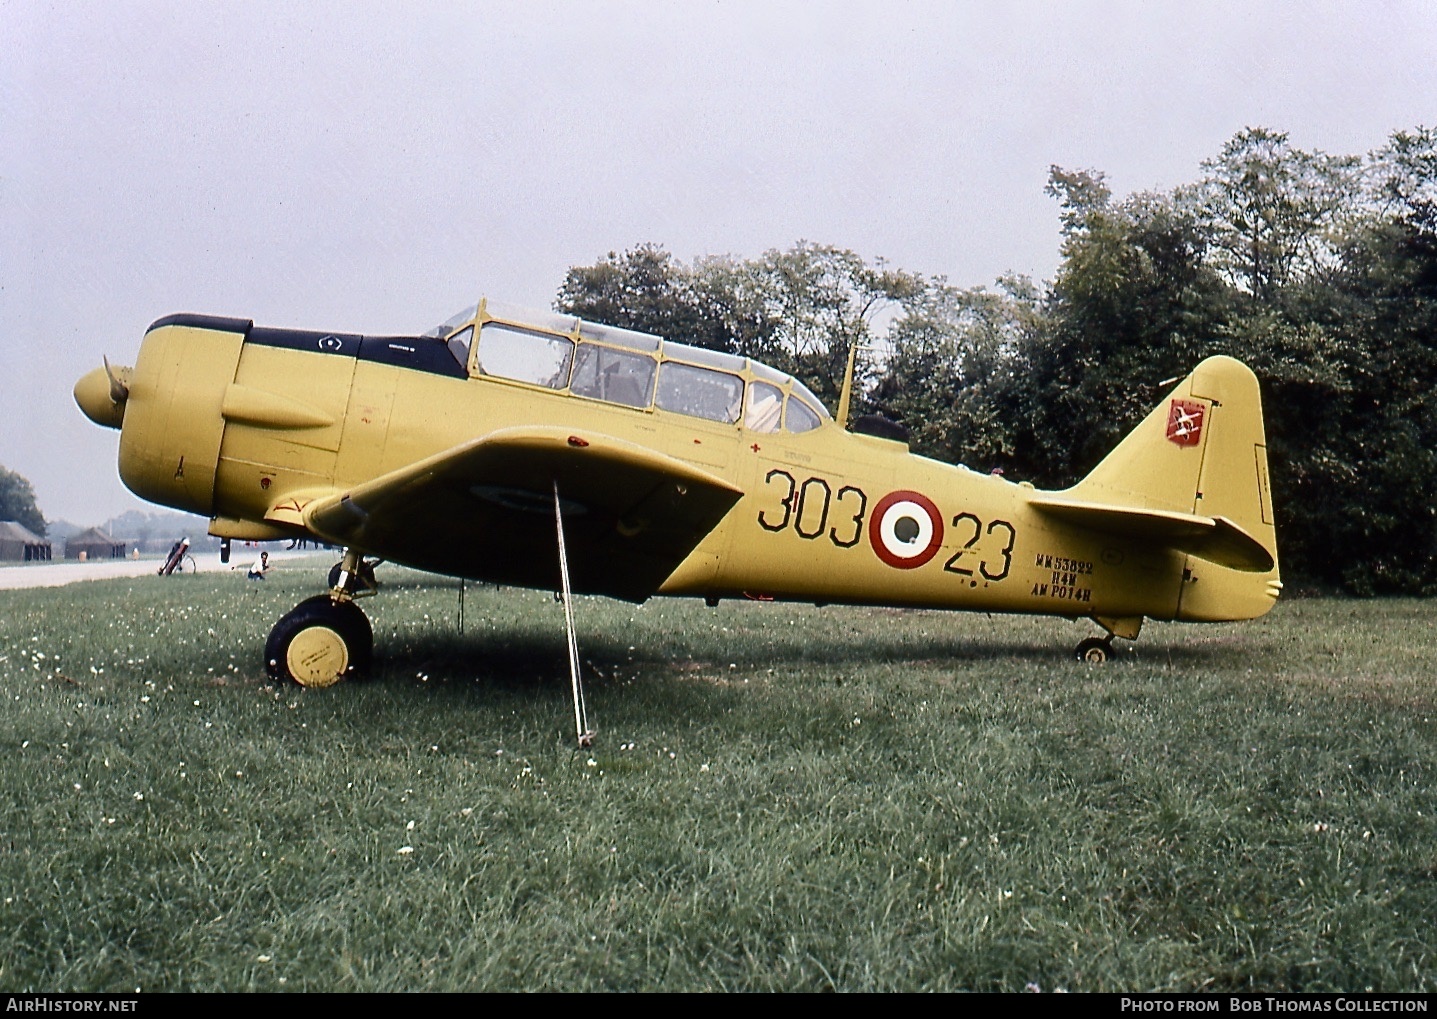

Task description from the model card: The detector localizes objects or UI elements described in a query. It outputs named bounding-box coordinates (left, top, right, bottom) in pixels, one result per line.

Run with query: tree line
left=0, top=466, right=46, bottom=537
left=556, top=127, right=1437, bottom=595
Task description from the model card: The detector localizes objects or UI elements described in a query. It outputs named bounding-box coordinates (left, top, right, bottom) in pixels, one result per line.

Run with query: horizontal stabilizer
left=1029, top=496, right=1275, bottom=573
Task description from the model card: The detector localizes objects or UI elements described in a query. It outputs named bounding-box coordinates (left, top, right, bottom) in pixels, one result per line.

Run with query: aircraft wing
left=1027, top=496, right=1275, bottom=573
left=289, top=426, right=744, bottom=600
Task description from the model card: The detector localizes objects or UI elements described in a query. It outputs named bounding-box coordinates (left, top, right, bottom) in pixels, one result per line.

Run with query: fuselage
left=77, top=301, right=1280, bottom=630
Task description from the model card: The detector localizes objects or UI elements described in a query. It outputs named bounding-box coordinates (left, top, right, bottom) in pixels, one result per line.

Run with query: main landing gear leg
left=327, top=549, right=381, bottom=595
left=265, top=547, right=376, bottom=688
left=1074, top=615, right=1142, bottom=664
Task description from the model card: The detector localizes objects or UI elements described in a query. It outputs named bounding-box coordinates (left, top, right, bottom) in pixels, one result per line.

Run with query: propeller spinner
left=74, top=359, right=132, bottom=429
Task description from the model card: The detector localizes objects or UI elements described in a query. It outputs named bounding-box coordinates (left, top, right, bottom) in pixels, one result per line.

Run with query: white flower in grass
left=397, top=845, right=414, bottom=855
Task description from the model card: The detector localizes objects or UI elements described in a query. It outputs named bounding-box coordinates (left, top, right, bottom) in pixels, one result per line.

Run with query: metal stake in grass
left=554, top=480, right=594, bottom=748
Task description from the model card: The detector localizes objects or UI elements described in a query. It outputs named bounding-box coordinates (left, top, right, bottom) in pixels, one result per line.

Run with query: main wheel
left=265, top=596, right=373, bottom=688
left=1075, top=636, right=1113, bottom=664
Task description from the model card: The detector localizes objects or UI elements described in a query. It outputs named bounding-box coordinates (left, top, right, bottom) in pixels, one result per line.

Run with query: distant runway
left=0, top=551, right=328, bottom=591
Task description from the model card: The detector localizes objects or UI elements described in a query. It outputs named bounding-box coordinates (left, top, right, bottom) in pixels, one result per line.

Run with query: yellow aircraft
left=76, top=298, right=1280, bottom=727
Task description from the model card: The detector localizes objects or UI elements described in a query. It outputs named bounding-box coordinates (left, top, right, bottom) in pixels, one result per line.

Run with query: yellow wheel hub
left=286, top=625, right=350, bottom=688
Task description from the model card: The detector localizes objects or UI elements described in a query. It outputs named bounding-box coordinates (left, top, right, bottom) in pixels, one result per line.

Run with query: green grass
left=1, top=563, right=1433, bottom=991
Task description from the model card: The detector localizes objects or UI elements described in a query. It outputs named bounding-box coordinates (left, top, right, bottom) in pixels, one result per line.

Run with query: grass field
left=1, top=564, right=1433, bottom=992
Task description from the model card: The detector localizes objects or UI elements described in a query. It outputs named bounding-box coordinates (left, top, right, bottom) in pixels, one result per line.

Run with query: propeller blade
left=103, top=356, right=130, bottom=403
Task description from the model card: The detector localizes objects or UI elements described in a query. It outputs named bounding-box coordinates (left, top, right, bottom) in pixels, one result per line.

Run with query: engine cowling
left=113, top=315, right=248, bottom=517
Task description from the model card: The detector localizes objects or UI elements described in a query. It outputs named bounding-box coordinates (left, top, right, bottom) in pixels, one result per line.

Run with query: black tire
left=1075, top=637, right=1113, bottom=664
left=265, top=595, right=373, bottom=687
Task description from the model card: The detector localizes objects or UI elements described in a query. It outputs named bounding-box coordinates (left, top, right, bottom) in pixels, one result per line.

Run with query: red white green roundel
left=869, top=490, right=944, bottom=569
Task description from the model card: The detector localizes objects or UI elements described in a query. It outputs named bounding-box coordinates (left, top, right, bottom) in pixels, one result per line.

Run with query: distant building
left=65, top=527, right=126, bottom=561
left=0, top=521, right=52, bottom=562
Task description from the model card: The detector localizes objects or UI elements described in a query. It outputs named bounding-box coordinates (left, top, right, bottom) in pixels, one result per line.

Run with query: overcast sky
left=4, top=0, right=1435, bottom=525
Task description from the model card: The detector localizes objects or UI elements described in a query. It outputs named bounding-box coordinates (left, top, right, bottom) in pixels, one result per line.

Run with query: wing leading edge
left=286, top=426, right=744, bottom=601
left=1028, top=496, right=1275, bottom=573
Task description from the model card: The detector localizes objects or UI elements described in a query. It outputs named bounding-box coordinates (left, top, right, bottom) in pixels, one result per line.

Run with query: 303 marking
left=758, top=469, right=867, bottom=548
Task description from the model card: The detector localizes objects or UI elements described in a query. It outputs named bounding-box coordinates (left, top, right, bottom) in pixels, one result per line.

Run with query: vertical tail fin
left=1067, top=355, right=1281, bottom=620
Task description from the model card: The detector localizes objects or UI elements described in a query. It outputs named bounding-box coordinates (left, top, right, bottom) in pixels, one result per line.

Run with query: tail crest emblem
left=1166, top=400, right=1205, bottom=446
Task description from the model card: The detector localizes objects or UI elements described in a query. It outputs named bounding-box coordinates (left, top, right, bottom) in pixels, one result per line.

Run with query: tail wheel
left=1075, top=637, right=1113, bottom=664
left=265, top=596, right=373, bottom=688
